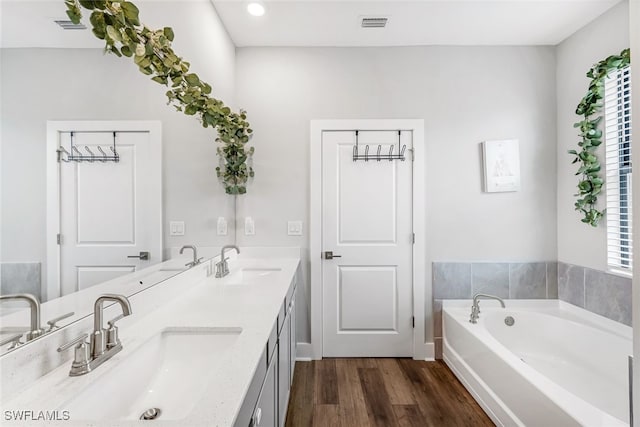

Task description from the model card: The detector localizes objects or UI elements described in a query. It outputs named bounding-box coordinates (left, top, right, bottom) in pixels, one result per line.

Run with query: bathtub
left=442, top=299, right=632, bottom=427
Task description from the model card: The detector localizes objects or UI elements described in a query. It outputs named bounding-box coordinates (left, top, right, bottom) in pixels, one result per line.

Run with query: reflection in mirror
left=0, top=121, right=185, bottom=356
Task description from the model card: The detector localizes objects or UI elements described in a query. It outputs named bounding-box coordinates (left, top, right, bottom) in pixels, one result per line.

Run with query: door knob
left=127, top=251, right=150, bottom=261
left=323, top=251, right=342, bottom=260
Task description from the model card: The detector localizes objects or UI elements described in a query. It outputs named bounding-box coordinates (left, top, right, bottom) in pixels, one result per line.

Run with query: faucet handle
left=106, top=315, right=126, bottom=349
left=57, top=333, right=90, bottom=376
left=0, top=333, right=24, bottom=349
left=46, top=312, right=75, bottom=332
left=57, top=333, right=88, bottom=352
left=107, top=314, right=125, bottom=329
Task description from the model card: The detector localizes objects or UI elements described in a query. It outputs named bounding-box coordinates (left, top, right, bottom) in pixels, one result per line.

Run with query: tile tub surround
left=1, top=263, right=42, bottom=302
left=558, top=262, right=632, bottom=326
left=433, top=261, right=558, bottom=359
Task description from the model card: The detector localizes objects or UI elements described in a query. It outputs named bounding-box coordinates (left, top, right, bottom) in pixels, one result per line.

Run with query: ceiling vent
left=54, top=20, right=87, bottom=30
left=361, top=17, right=388, bottom=28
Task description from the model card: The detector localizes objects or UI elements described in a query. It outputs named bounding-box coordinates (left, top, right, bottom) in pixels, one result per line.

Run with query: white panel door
left=322, top=130, right=413, bottom=357
left=59, top=130, right=161, bottom=295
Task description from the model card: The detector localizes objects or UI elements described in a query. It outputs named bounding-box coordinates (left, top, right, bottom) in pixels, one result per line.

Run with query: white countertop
left=1, top=254, right=300, bottom=427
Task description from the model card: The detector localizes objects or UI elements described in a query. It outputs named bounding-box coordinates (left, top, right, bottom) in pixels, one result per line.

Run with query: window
left=605, top=66, right=632, bottom=273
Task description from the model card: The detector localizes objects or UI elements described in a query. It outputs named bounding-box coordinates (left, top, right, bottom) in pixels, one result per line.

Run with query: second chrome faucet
left=58, top=294, right=132, bottom=376
left=215, top=245, right=240, bottom=278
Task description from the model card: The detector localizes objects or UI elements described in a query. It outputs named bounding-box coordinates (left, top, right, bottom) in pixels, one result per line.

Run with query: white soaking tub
left=442, top=299, right=632, bottom=427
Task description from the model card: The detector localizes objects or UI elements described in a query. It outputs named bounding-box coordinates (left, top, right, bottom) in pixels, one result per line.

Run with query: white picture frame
left=482, top=139, right=521, bottom=192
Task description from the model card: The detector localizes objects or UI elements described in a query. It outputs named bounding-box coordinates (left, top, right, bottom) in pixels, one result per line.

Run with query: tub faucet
left=0, top=293, right=44, bottom=341
left=180, top=245, right=203, bottom=268
left=57, top=294, right=132, bottom=376
left=215, top=245, right=240, bottom=278
left=469, top=293, right=505, bottom=324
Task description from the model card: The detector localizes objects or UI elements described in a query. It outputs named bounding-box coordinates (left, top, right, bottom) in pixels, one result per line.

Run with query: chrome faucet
left=180, top=245, right=203, bottom=268
left=469, top=293, right=505, bottom=324
left=215, top=245, right=240, bottom=278
left=0, top=293, right=44, bottom=341
left=57, top=294, right=132, bottom=376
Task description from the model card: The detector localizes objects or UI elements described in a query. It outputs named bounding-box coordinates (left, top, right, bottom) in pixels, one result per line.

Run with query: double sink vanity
left=0, top=247, right=301, bottom=427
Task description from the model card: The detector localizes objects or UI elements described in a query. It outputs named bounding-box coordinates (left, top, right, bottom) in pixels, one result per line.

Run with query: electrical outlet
left=169, top=221, right=185, bottom=236
left=287, top=220, right=303, bottom=236
left=245, top=217, right=255, bottom=235
left=217, top=217, right=227, bottom=235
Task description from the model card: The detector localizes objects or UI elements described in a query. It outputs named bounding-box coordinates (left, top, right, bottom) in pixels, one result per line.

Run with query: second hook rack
left=352, top=130, right=406, bottom=162
left=57, top=131, right=120, bottom=163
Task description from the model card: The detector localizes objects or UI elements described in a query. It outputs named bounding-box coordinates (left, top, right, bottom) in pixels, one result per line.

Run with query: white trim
left=295, top=342, right=314, bottom=361
left=46, top=120, right=162, bottom=301
left=309, top=119, right=427, bottom=360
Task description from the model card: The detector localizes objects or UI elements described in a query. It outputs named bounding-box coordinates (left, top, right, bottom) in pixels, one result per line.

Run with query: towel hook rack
left=352, top=129, right=406, bottom=162
left=58, top=131, right=120, bottom=163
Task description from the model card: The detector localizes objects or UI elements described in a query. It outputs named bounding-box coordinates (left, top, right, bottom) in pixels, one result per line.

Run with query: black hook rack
left=352, top=130, right=406, bottom=162
left=58, top=131, right=120, bottom=163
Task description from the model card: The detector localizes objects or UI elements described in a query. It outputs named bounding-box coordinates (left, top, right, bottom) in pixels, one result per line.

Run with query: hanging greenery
left=569, top=48, right=630, bottom=227
left=64, top=0, right=254, bottom=194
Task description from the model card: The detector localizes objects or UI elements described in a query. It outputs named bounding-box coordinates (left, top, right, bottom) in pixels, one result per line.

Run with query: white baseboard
left=296, top=341, right=434, bottom=361
left=296, top=342, right=315, bottom=360
left=423, top=342, right=435, bottom=361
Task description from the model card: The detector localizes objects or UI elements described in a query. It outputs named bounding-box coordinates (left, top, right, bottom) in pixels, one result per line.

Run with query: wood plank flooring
left=285, top=359, right=494, bottom=427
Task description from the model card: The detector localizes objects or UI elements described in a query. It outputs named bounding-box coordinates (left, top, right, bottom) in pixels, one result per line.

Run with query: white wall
left=0, top=1, right=237, bottom=286
left=236, top=46, right=558, bottom=342
left=556, top=1, right=630, bottom=270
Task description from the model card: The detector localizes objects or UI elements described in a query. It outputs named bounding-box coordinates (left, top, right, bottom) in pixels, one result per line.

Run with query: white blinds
left=605, top=66, right=632, bottom=272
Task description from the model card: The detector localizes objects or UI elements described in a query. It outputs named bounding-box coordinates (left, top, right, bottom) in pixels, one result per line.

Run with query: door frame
left=46, top=120, right=162, bottom=301
left=309, top=119, right=428, bottom=360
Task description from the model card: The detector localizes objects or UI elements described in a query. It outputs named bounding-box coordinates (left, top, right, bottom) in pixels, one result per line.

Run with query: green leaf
left=152, top=76, right=168, bottom=85
left=163, top=27, right=175, bottom=42
left=65, top=9, right=82, bottom=24
left=106, top=25, right=122, bottom=42
left=121, top=2, right=140, bottom=24
left=185, top=73, right=200, bottom=86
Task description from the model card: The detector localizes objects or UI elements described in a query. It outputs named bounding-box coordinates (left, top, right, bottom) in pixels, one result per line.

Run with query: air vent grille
left=361, top=17, right=388, bottom=28
left=54, top=20, right=87, bottom=30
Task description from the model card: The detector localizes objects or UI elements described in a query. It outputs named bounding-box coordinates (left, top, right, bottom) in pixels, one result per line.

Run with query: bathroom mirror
left=0, top=1, right=233, bottom=357
left=0, top=120, right=184, bottom=355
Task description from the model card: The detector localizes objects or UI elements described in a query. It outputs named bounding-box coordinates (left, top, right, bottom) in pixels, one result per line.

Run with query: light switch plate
left=287, top=220, right=303, bottom=236
left=245, top=217, right=255, bottom=235
left=217, top=217, right=227, bottom=236
left=169, top=221, right=185, bottom=236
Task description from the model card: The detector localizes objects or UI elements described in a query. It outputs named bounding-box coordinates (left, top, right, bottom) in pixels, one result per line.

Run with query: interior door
left=59, top=130, right=161, bottom=295
left=322, top=130, right=413, bottom=357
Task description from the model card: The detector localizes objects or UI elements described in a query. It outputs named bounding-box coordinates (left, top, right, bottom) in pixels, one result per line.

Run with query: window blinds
left=605, top=66, right=632, bottom=272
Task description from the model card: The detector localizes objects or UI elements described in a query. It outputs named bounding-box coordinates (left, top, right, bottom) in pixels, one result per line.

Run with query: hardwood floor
left=285, top=359, right=494, bottom=427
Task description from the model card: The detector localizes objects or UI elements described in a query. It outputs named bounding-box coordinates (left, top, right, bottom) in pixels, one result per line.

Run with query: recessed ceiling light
left=247, top=2, right=265, bottom=17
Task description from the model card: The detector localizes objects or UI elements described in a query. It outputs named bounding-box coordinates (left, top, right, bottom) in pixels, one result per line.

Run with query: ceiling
left=213, top=0, right=622, bottom=46
left=0, top=0, right=622, bottom=48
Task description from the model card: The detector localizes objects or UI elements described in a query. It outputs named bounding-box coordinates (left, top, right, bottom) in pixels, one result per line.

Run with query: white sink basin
left=224, top=267, right=282, bottom=285
left=62, top=326, right=241, bottom=421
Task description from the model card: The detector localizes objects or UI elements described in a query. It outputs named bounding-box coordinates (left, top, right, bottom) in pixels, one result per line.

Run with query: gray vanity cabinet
left=289, top=288, right=297, bottom=387
left=236, top=277, right=298, bottom=427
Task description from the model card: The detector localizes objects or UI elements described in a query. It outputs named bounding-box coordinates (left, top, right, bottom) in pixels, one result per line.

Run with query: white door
left=322, top=130, right=413, bottom=357
left=58, top=130, right=161, bottom=295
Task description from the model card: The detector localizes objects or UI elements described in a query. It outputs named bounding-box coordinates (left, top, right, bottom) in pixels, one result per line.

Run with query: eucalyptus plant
left=569, top=48, right=630, bottom=226
left=64, top=0, right=254, bottom=194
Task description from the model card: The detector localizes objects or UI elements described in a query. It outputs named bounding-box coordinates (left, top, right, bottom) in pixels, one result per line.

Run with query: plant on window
left=64, top=0, right=254, bottom=194
left=569, top=48, right=630, bottom=226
